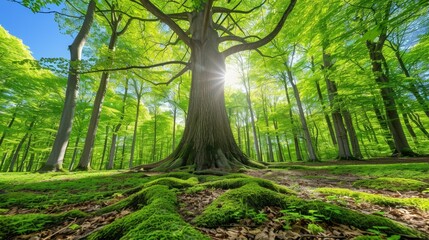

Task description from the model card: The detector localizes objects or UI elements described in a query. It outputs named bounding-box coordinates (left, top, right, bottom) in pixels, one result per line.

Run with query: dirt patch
left=178, top=188, right=226, bottom=222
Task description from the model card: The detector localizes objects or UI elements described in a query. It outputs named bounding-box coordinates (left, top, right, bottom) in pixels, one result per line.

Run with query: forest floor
left=1, top=157, right=428, bottom=240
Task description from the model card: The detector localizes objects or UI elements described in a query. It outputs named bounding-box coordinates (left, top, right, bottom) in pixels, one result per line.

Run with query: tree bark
left=136, top=0, right=296, bottom=170
left=286, top=68, right=318, bottom=161
left=130, top=81, right=143, bottom=168
left=68, top=132, right=81, bottom=170
left=141, top=11, right=251, bottom=171
left=18, top=134, right=32, bottom=172
left=343, top=110, right=363, bottom=159
left=40, top=0, right=96, bottom=172
left=273, top=119, right=285, bottom=162
left=76, top=28, right=120, bottom=170
left=390, top=42, right=429, bottom=118
left=0, top=111, right=16, bottom=147
left=323, top=52, right=354, bottom=160
left=107, top=80, right=129, bottom=169
left=282, top=73, right=302, bottom=161
left=261, top=93, right=274, bottom=162
left=366, top=38, right=416, bottom=156
left=9, top=121, right=34, bottom=172
left=99, top=127, right=109, bottom=170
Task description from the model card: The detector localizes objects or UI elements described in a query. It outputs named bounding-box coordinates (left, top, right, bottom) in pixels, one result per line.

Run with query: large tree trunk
left=323, top=52, right=354, bottom=160
left=39, top=0, right=96, bottom=172
left=141, top=12, right=253, bottom=171
left=366, top=39, right=416, bottom=156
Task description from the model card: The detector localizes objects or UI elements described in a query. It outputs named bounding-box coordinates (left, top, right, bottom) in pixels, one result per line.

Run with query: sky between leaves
left=0, top=0, right=72, bottom=59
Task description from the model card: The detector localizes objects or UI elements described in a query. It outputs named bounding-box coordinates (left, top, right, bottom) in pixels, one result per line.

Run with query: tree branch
left=79, top=61, right=188, bottom=74
left=222, top=0, right=297, bottom=57
left=138, top=0, right=191, bottom=47
left=133, top=65, right=190, bottom=86
left=202, top=0, right=214, bottom=40
left=213, top=0, right=266, bottom=14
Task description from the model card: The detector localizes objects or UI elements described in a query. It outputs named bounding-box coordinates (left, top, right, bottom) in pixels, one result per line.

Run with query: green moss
left=200, top=177, right=295, bottom=195
left=317, top=187, right=429, bottom=211
left=269, top=163, right=429, bottom=180
left=89, top=185, right=207, bottom=240
left=284, top=196, right=424, bottom=238
left=0, top=210, right=88, bottom=238
left=194, top=183, right=424, bottom=238
left=353, top=177, right=429, bottom=192
left=193, top=182, right=288, bottom=227
left=143, top=177, right=198, bottom=189
left=160, top=172, right=195, bottom=180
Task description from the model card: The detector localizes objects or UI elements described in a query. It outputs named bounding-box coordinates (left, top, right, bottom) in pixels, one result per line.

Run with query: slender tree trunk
left=130, top=94, right=142, bottom=168
left=391, top=42, right=429, bottom=118
left=312, top=55, right=336, bottom=145
left=77, top=55, right=117, bottom=170
left=244, top=78, right=262, bottom=162
left=0, top=112, right=16, bottom=147
left=18, top=134, right=32, bottom=172
left=26, top=153, right=35, bottom=172
left=40, top=0, right=96, bottom=172
left=99, top=127, right=109, bottom=170
left=408, top=113, right=429, bottom=139
left=373, top=103, right=396, bottom=151
left=273, top=119, right=284, bottom=162
left=261, top=94, right=274, bottom=162
left=0, top=153, right=8, bottom=171
left=286, top=68, right=318, bottom=161
left=9, top=135, right=27, bottom=172
left=9, top=121, right=35, bottom=172
left=323, top=52, right=354, bottom=160
left=282, top=73, right=302, bottom=161
left=362, top=109, right=379, bottom=144
left=403, top=113, right=418, bottom=143
left=151, top=107, right=158, bottom=162
left=343, top=110, right=363, bottom=159
left=245, top=114, right=251, bottom=156
left=172, top=105, right=177, bottom=151
left=68, top=132, right=81, bottom=171
left=107, top=80, right=129, bottom=169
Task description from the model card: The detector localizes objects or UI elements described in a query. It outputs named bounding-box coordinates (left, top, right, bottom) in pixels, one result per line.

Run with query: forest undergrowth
left=0, top=158, right=428, bottom=240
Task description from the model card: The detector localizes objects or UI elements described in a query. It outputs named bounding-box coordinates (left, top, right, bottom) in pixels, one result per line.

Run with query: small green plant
left=278, top=206, right=328, bottom=230
left=307, top=223, right=324, bottom=235
left=247, top=209, right=268, bottom=224
left=69, top=223, right=81, bottom=230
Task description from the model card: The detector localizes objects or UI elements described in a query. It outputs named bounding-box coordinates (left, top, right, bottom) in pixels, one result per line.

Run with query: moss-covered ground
left=1, top=159, right=428, bottom=239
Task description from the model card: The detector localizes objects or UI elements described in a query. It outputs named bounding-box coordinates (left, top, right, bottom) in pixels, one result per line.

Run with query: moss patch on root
left=193, top=182, right=424, bottom=238
left=285, top=197, right=423, bottom=238
left=193, top=182, right=287, bottom=227
left=89, top=185, right=207, bottom=240
left=0, top=210, right=88, bottom=239
left=199, top=176, right=295, bottom=195
left=353, top=177, right=429, bottom=192
left=317, top=187, right=429, bottom=211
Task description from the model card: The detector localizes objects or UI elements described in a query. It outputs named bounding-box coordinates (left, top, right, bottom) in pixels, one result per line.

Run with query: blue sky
left=0, top=1, right=72, bottom=59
